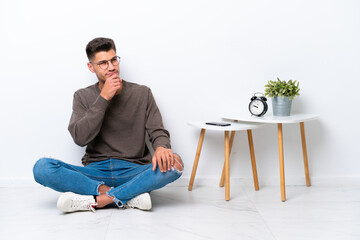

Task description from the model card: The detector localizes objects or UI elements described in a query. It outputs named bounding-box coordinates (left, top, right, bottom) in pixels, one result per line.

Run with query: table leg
left=188, top=128, right=206, bottom=191
left=247, top=129, right=259, bottom=191
left=225, top=131, right=230, bottom=201
left=300, top=122, right=311, bottom=187
left=277, top=123, right=286, bottom=202
left=220, top=131, right=236, bottom=187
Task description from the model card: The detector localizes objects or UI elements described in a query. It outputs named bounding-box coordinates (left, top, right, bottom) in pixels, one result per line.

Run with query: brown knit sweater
left=68, top=80, right=171, bottom=166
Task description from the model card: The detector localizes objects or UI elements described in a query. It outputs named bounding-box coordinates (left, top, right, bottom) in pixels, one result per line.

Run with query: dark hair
left=86, top=37, right=116, bottom=61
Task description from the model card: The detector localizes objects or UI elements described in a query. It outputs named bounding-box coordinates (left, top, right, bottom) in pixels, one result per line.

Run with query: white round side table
left=187, top=121, right=263, bottom=201
left=223, top=113, right=319, bottom=201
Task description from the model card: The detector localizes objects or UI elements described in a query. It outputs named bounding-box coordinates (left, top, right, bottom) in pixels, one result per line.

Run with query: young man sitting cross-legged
left=33, top=37, right=183, bottom=213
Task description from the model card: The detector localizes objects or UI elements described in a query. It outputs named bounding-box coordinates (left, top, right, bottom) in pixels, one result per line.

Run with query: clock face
left=249, top=99, right=265, bottom=115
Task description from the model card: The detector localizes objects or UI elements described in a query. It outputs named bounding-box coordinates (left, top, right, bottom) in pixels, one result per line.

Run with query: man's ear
left=87, top=62, right=95, bottom=73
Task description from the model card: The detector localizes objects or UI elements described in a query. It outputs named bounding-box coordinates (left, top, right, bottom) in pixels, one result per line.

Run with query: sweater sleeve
left=145, top=89, right=171, bottom=150
left=68, top=92, right=110, bottom=146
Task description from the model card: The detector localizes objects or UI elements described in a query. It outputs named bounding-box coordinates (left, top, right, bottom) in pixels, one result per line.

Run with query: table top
left=223, top=113, right=319, bottom=124
left=187, top=121, right=262, bottom=131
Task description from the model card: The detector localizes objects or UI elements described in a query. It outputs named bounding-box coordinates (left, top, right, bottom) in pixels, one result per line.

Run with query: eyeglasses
left=91, top=56, right=120, bottom=70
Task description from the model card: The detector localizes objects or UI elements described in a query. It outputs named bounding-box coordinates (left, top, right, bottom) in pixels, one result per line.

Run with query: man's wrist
left=100, top=92, right=111, bottom=101
left=155, top=146, right=169, bottom=151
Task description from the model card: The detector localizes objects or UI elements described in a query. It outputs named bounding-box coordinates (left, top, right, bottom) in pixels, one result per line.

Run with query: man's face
left=87, top=50, right=119, bottom=83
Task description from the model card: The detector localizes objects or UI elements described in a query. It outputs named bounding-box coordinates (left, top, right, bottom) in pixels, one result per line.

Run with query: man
left=33, top=37, right=183, bottom=213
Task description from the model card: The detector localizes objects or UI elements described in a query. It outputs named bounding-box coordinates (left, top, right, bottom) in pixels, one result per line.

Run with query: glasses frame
left=91, top=56, right=121, bottom=70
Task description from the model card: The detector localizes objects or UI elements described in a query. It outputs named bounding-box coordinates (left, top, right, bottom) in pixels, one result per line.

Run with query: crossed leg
left=95, top=154, right=183, bottom=208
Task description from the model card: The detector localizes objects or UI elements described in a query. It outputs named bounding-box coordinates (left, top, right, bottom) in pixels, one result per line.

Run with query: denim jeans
left=33, top=157, right=183, bottom=207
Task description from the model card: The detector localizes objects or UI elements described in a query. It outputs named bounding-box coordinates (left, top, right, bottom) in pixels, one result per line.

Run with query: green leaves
left=264, top=77, right=300, bottom=100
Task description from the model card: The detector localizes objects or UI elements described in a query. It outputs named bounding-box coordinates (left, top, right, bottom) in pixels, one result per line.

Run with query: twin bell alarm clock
left=249, top=92, right=268, bottom=117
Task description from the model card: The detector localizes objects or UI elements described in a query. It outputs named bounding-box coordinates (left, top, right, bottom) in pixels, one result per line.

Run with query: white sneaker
left=57, top=192, right=97, bottom=213
left=124, top=193, right=152, bottom=210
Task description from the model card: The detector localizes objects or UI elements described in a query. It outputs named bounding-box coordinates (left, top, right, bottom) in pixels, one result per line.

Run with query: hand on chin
left=106, top=71, right=118, bottom=78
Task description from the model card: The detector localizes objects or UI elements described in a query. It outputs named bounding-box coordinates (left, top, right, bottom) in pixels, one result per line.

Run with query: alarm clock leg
left=188, top=128, right=206, bottom=191
left=220, top=131, right=236, bottom=187
left=277, top=123, right=286, bottom=202
left=300, top=122, right=311, bottom=187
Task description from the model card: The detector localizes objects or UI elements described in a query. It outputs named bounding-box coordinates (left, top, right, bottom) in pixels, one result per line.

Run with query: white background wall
left=0, top=0, right=359, bottom=185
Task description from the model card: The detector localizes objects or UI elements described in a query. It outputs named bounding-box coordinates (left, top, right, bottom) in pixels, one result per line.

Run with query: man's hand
left=152, top=147, right=175, bottom=172
left=100, top=74, right=122, bottom=101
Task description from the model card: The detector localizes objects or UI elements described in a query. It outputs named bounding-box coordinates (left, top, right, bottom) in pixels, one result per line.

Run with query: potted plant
left=264, top=77, right=300, bottom=116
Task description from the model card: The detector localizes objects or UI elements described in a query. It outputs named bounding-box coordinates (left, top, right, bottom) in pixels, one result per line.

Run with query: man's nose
left=107, top=60, right=116, bottom=70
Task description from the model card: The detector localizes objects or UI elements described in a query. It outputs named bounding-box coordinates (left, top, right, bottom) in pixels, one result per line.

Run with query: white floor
left=1, top=182, right=359, bottom=240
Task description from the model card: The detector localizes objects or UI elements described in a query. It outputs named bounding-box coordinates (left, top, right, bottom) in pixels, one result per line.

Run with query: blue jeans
left=33, top=157, right=183, bottom=207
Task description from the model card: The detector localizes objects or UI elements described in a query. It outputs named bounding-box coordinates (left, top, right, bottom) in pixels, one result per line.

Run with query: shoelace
left=125, top=197, right=139, bottom=209
left=71, top=197, right=98, bottom=213
left=88, top=203, right=97, bottom=213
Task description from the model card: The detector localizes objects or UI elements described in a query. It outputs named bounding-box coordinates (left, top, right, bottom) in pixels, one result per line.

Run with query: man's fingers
left=157, top=157, right=164, bottom=172
left=153, top=147, right=176, bottom=172
left=154, top=152, right=164, bottom=172
left=166, top=153, right=172, bottom=171
left=170, top=153, right=175, bottom=168
left=167, top=153, right=171, bottom=171
left=161, top=152, right=167, bottom=172
left=152, top=156, right=157, bottom=171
